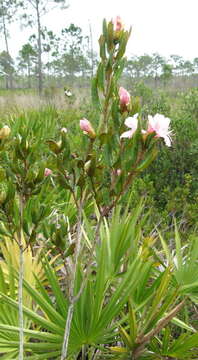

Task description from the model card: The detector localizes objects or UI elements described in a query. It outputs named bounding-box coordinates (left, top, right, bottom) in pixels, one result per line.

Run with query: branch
left=133, top=299, right=186, bottom=359
left=18, top=193, right=24, bottom=360
left=61, top=201, right=83, bottom=359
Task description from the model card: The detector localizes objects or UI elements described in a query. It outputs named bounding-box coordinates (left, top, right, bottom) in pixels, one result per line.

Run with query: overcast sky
left=5, top=0, right=198, bottom=60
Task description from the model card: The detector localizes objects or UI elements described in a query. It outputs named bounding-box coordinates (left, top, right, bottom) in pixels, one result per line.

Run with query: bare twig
left=61, top=303, right=74, bottom=360
left=61, top=202, right=103, bottom=359
left=18, top=242, right=24, bottom=360
left=61, top=202, right=83, bottom=360
left=18, top=194, right=24, bottom=360
left=73, top=215, right=103, bottom=303
left=133, top=299, right=186, bottom=359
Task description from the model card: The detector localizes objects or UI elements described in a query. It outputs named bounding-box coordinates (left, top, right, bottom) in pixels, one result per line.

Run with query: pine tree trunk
left=36, top=0, right=42, bottom=95
left=2, top=11, right=12, bottom=89
left=2, top=12, right=9, bottom=55
left=27, top=57, right=31, bottom=88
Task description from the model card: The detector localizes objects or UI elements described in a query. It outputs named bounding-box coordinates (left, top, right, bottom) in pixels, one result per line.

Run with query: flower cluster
left=121, top=113, right=172, bottom=146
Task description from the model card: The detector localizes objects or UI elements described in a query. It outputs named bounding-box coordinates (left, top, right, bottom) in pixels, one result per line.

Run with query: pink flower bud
left=119, top=87, right=130, bottom=107
left=80, top=118, right=96, bottom=138
left=116, top=169, right=122, bottom=176
left=44, top=168, right=52, bottom=177
left=113, top=16, right=124, bottom=32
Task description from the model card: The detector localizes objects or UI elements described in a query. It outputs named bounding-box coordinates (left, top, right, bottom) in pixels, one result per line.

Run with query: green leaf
left=162, top=327, right=171, bottom=354
left=99, top=35, right=106, bottom=61
left=106, top=21, right=114, bottom=53
left=110, top=346, right=128, bottom=353
left=174, top=221, right=182, bottom=270
left=168, top=332, right=198, bottom=358
left=102, top=18, right=108, bottom=40
left=116, top=31, right=129, bottom=60
left=97, top=63, right=105, bottom=92
left=91, top=77, right=101, bottom=111
left=158, top=231, right=173, bottom=265
left=42, top=259, right=68, bottom=317
left=114, top=58, right=126, bottom=82
left=171, top=316, right=196, bottom=333
left=119, top=326, right=133, bottom=349
left=0, top=324, right=62, bottom=343
left=136, top=148, right=158, bottom=172
left=128, top=299, right=137, bottom=346
left=0, top=293, right=63, bottom=335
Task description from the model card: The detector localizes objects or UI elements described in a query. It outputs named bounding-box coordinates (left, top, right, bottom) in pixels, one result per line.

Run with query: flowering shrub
left=0, top=16, right=197, bottom=360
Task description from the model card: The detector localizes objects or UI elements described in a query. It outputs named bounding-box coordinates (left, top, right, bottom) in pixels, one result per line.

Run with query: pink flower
left=147, top=114, right=172, bottom=147
left=80, top=118, right=96, bottom=138
left=120, top=114, right=138, bottom=139
left=113, top=16, right=124, bottom=32
left=119, top=87, right=130, bottom=107
left=44, top=168, right=52, bottom=177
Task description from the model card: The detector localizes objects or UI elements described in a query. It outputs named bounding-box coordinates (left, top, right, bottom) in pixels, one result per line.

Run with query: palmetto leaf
left=173, top=235, right=198, bottom=294
left=167, top=332, right=198, bottom=358
left=0, top=209, right=152, bottom=358
left=0, top=209, right=196, bottom=359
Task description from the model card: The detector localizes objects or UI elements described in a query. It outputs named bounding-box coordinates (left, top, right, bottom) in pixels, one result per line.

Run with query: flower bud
left=44, top=168, right=52, bottom=177
left=113, top=16, right=124, bottom=32
left=116, top=169, right=122, bottom=176
left=119, top=87, right=130, bottom=107
left=0, top=125, right=11, bottom=139
left=112, top=168, right=122, bottom=179
left=80, top=118, right=96, bottom=139
left=61, top=127, right=67, bottom=134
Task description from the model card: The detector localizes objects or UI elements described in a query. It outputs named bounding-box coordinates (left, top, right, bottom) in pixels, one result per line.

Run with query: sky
left=4, top=0, right=198, bottom=60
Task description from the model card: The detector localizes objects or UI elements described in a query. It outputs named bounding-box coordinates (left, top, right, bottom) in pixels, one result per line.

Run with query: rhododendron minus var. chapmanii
left=80, top=118, right=96, bottom=138
left=44, top=168, right=52, bottom=177
left=119, top=87, right=130, bottom=107
left=147, top=113, right=172, bottom=147
left=113, top=16, right=124, bottom=32
left=120, top=114, right=138, bottom=139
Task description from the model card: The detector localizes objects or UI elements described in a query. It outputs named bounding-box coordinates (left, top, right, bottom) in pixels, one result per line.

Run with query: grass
left=0, top=87, right=91, bottom=118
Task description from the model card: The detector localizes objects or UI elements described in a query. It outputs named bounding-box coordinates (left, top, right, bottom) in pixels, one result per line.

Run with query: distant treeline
left=0, top=0, right=197, bottom=91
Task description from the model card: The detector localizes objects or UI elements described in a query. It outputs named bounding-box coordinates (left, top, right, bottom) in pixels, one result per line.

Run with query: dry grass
left=0, top=87, right=91, bottom=116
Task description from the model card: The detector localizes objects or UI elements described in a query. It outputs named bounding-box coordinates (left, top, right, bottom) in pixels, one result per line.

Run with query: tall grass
left=0, top=87, right=90, bottom=117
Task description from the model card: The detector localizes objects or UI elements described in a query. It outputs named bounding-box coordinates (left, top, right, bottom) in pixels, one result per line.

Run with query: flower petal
left=120, top=130, right=134, bottom=139
left=124, top=114, right=138, bottom=129
left=147, top=113, right=172, bottom=146
left=163, top=135, right=171, bottom=147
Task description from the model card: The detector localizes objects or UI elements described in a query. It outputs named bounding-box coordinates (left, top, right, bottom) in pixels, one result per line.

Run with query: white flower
left=120, top=114, right=138, bottom=139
